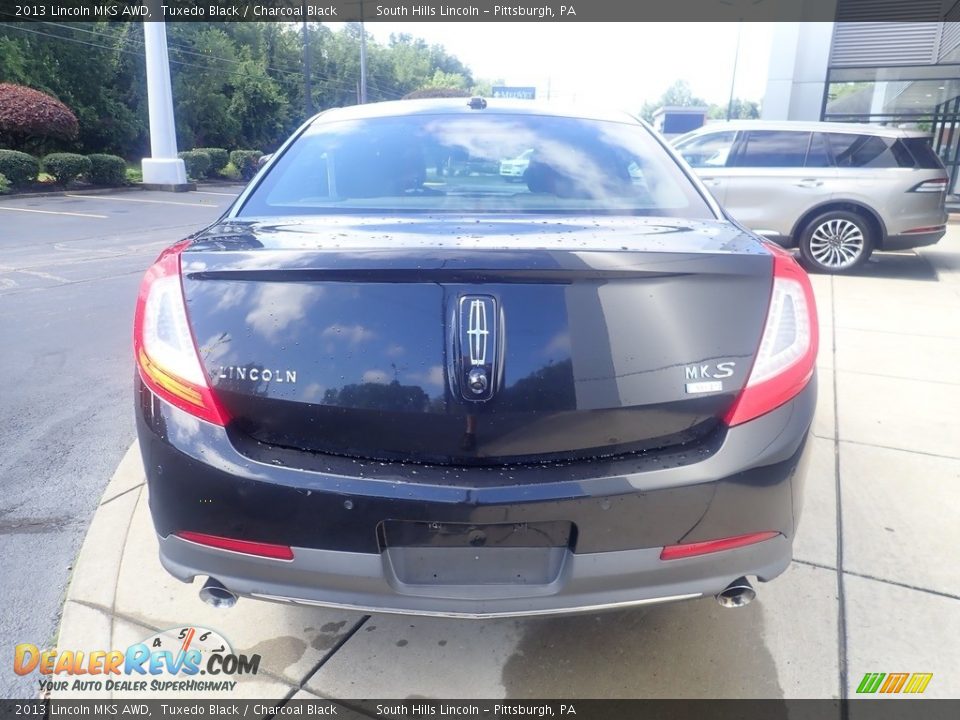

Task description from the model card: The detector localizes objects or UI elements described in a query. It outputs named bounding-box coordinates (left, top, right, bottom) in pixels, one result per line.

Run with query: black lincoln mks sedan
left=135, top=98, right=818, bottom=617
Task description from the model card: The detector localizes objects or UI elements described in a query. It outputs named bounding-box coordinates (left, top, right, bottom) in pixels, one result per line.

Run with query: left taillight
left=134, top=241, right=228, bottom=426
left=723, top=245, right=818, bottom=427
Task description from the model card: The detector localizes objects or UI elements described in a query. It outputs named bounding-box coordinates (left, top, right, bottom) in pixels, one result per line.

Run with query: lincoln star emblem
left=467, top=299, right=489, bottom=366
left=457, top=295, right=499, bottom=402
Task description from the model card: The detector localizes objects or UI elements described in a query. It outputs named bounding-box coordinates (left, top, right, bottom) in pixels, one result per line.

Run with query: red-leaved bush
left=0, top=84, right=79, bottom=149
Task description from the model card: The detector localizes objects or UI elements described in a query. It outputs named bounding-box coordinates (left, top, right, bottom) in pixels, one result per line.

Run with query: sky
left=342, top=22, right=774, bottom=110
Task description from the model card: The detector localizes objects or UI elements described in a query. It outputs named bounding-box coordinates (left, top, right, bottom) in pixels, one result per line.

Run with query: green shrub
left=41, top=153, right=91, bottom=185
left=178, top=150, right=211, bottom=180
left=195, top=147, right=229, bottom=173
left=219, top=161, right=241, bottom=181
left=229, top=150, right=262, bottom=180
left=87, top=154, right=127, bottom=186
left=125, top=167, right=142, bottom=184
left=0, top=149, right=40, bottom=187
left=0, top=173, right=9, bottom=195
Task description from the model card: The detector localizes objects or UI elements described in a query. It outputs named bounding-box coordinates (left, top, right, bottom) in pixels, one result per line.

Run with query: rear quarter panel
left=829, top=167, right=947, bottom=238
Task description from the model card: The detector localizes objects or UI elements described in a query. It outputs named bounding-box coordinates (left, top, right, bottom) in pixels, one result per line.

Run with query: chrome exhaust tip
left=199, top=577, right=238, bottom=609
left=716, top=576, right=756, bottom=608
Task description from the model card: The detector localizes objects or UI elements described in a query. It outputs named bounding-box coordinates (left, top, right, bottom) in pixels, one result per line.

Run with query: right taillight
left=909, top=178, right=948, bottom=193
left=723, top=246, right=818, bottom=427
left=134, top=241, right=228, bottom=426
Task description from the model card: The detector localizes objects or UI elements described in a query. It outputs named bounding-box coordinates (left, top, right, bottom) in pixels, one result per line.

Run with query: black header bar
left=0, top=0, right=954, bottom=23
left=2, top=699, right=960, bottom=720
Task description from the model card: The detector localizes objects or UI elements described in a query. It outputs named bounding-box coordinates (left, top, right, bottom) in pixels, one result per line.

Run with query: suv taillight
left=909, top=178, right=948, bottom=193
left=723, top=246, right=818, bottom=427
left=133, top=241, right=228, bottom=426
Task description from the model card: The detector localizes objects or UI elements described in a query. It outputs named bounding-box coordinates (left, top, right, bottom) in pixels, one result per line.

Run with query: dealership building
left=765, top=0, right=960, bottom=190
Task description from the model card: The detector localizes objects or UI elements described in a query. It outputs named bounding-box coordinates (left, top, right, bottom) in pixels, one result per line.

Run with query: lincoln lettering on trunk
left=217, top=366, right=298, bottom=384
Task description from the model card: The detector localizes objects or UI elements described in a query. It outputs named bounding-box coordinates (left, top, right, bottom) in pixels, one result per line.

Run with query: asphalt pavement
left=0, top=186, right=241, bottom=697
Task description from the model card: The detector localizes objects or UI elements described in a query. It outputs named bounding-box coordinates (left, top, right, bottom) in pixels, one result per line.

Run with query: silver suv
left=673, top=121, right=948, bottom=273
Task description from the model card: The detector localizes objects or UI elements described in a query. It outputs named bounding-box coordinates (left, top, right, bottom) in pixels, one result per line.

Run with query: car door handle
left=700, top=177, right=721, bottom=186
left=795, top=179, right=824, bottom=188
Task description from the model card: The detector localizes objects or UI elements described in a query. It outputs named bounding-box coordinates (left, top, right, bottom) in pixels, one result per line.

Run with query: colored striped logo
left=856, top=672, right=933, bottom=694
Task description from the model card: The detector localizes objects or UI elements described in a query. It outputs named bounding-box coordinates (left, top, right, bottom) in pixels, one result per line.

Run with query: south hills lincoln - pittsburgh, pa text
left=375, top=5, right=578, bottom=18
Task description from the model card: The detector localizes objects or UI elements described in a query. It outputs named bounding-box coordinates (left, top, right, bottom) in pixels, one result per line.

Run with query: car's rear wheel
left=798, top=210, right=873, bottom=273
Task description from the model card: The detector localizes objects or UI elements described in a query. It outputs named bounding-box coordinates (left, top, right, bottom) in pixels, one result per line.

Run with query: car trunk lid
left=180, top=216, right=772, bottom=465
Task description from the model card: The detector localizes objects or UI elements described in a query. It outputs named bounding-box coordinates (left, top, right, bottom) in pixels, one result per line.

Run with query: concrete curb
left=54, top=441, right=365, bottom=702
left=58, top=442, right=145, bottom=644
left=3, top=182, right=245, bottom=200
left=4, top=187, right=148, bottom=199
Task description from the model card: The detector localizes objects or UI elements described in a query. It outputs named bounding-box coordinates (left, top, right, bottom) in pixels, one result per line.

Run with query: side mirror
left=257, top=153, right=273, bottom=169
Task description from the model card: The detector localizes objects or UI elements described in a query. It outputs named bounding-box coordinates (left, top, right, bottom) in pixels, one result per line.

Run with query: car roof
left=309, top=98, right=641, bottom=125
left=682, top=119, right=930, bottom=139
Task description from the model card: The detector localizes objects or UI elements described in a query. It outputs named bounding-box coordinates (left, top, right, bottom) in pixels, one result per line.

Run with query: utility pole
left=359, top=16, right=368, bottom=104
left=726, top=21, right=743, bottom=121
left=141, top=0, right=188, bottom=190
left=302, top=17, right=313, bottom=117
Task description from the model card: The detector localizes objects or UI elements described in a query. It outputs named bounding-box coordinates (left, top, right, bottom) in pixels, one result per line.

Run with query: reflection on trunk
left=322, top=380, right=431, bottom=413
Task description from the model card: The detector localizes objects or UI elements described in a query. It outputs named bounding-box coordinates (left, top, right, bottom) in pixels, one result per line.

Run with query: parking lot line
left=63, top=194, right=218, bottom=208
left=192, top=190, right=240, bottom=197
left=0, top=205, right=108, bottom=219
left=0, top=265, right=69, bottom=282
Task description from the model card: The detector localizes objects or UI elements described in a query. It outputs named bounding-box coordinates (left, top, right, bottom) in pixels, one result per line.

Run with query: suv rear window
left=901, top=137, right=945, bottom=169
left=239, top=114, right=714, bottom=218
left=827, top=133, right=914, bottom=168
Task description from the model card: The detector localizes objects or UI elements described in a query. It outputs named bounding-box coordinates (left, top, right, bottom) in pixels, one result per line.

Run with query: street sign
left=491, top=86, right=537, bottom=100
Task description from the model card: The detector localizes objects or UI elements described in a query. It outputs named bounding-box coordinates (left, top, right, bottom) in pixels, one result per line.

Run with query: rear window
left=827, top=133, right=914, bottom=168
left=238, top=114, right=714, bottom=218
left=734, top=131, right=810, bottom=168
left=901, top=137, right=945, bottom=169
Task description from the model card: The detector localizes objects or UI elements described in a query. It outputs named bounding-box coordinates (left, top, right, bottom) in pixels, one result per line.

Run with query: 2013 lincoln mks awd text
left=134, top=99, right=817, bottom=617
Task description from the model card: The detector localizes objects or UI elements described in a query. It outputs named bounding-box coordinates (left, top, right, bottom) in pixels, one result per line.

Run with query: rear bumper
left=159, top=532, right=792, bottom=618
left=883, top=228, right=946, bottom=251
left=137, top=377, right=815, bottom=617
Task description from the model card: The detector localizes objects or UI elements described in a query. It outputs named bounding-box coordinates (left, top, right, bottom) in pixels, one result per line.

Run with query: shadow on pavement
left=501, top=599, right=782, bottom=699
left=842, top=252, right=939, bottom=281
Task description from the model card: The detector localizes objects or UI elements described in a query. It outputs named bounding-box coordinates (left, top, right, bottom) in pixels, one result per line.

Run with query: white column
left=762, top=21, right=835, bottom=121
left=141, top=19, right=188, bottom=187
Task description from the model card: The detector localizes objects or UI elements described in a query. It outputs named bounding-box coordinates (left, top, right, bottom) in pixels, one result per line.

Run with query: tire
left=798, top=210, right=873, bottom=274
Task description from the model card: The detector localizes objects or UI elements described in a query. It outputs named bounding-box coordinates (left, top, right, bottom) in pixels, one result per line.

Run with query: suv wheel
left=798, top=210, right=873, bottom=273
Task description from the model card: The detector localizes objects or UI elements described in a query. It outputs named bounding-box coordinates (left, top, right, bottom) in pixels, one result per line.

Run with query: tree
left=640, top=80, right=761, bottom=123
left=0, top=21, right=479, bottom=157
left=0, top=83, right=79, bottom=153
left=640, top=80, right=707, bottom=122
left=707, top=98, right=760, bottom=120
left=469, top=78, right=503, bottom=97
left=423, top=69, right=468, bottom=90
